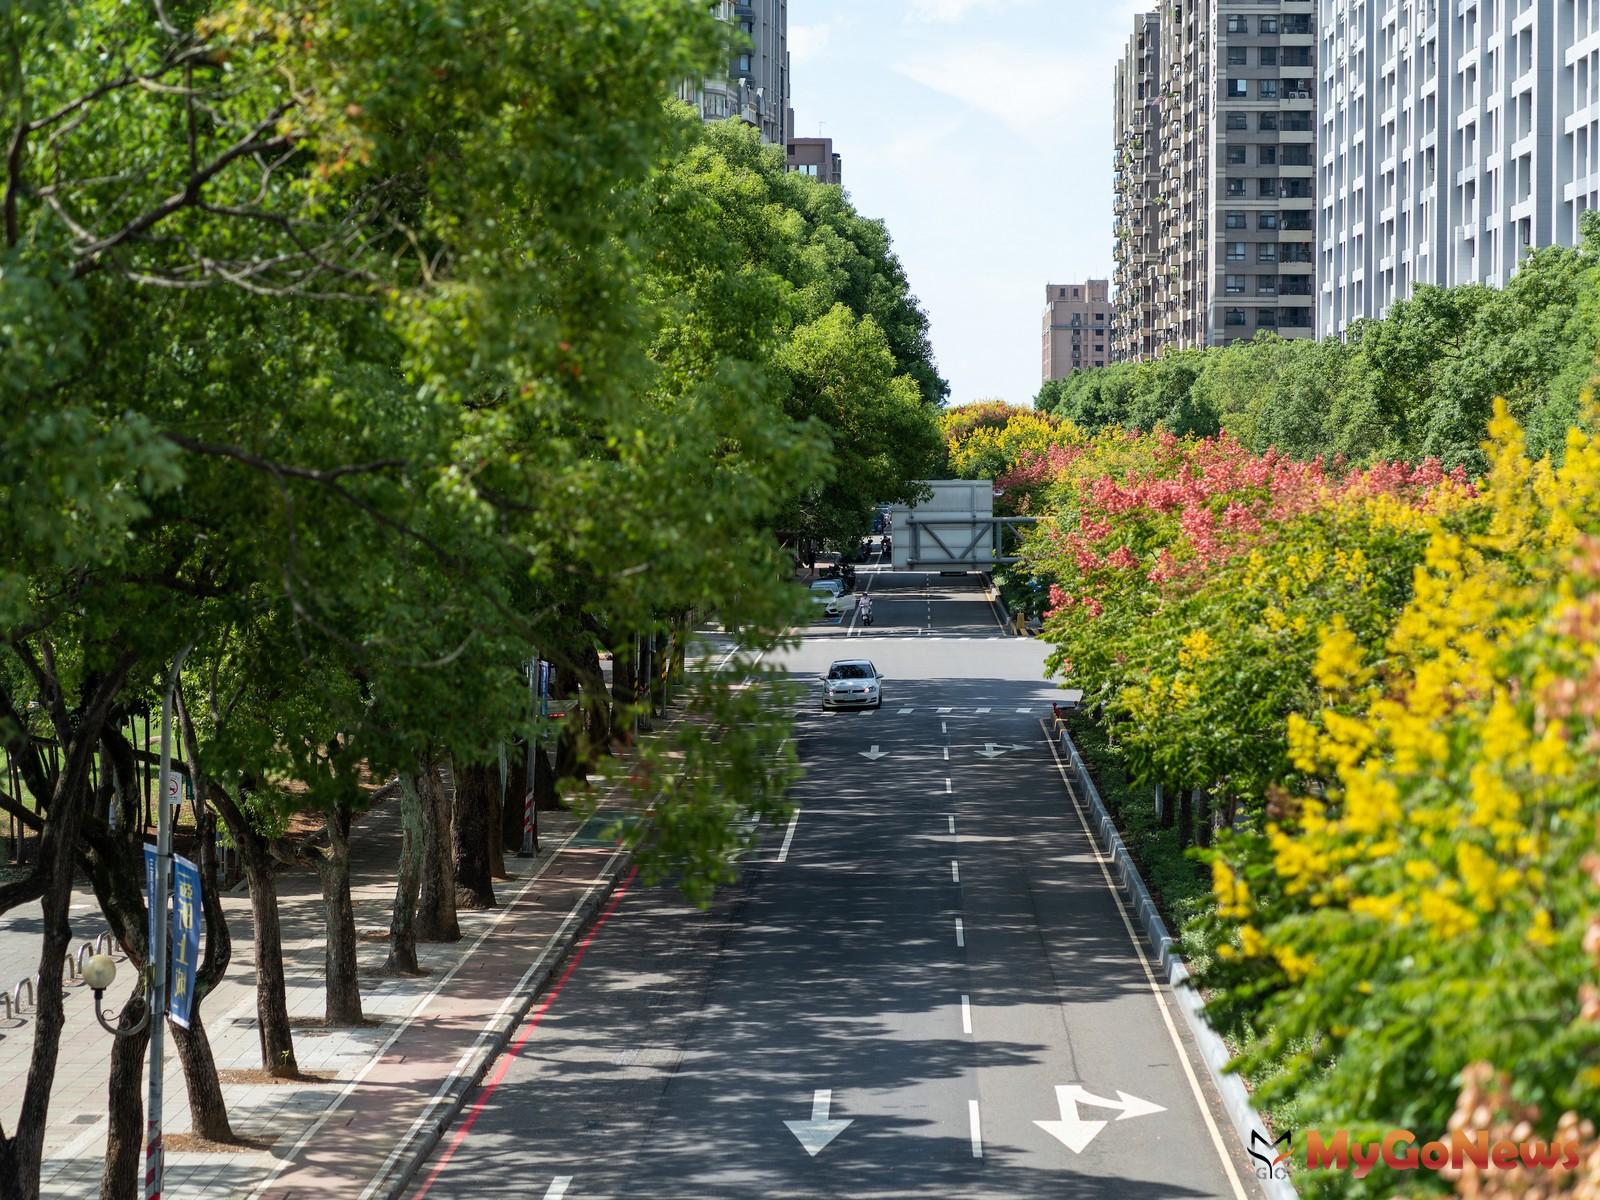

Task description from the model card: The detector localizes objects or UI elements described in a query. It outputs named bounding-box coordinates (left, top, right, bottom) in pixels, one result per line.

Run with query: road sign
left=143, top=845, right=158, bottom=956
left=784, top=1089, right=852, bottom=1157
left=168, top=855, right=201, bottom=1028
left=1035, top=1084, right=1165, bottom=1153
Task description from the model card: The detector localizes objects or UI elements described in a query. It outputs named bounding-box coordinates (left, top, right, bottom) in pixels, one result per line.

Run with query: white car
left=822, top=659, right=884, bottom=710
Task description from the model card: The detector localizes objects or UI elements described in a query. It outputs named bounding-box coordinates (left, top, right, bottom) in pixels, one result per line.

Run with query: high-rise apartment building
left=678, top=1, right=790, bottom=145
left=1116, top=1, right=1318, bottom=358
left=1042, top=281, right=1114, bottom=381
left=1113, top=11, right=1163, bottom=361
left=1318, top=0, right=1600, bottom=337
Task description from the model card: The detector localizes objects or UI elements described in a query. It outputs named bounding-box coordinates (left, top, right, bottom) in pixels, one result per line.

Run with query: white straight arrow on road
left=785, top=1089, right=853, bottom=1156
left=1035, top=1085, right=1166, bottom=1154
left=859, top=745, right=889, bottom=760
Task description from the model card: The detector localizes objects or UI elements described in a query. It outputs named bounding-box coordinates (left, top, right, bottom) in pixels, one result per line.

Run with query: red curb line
left=410, top=866, right=638, bottom=1199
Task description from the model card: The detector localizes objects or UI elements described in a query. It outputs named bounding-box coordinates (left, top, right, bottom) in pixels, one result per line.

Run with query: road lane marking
left=943, top=746, right=949, bottom=761
left=948, top=815, right=956, bottom=834
left=945, top=778, right=952, bottom=793
left=968, top=1100, right=983, bottom=1158
left=1041, top=722, right=1249, bottom=1199
left=898, top=707, right=914, bottom=714
left=937, top=706, right=953, bottom=714
left=1016, top=707, right=1031, bottom=713
left=955, top=917, right=965, bottom=947
left=962, top=994, right=972, bottom=1034
left=975, top=707, right=991, bottom=713
left=941, top=720, right=947, bottom=735
left=545, top=1179, right=573, bottom=1200
left=951, top=859, right=960, bottom=884
left=777, top=809, right=802, bottom=863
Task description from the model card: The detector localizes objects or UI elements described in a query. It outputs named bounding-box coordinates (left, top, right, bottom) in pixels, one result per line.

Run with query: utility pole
left=145, top=643, right=191, bottom=1200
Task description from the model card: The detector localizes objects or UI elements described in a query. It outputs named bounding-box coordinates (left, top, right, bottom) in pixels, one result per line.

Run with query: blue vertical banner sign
left=143, top=844, right=158, bottom=957
left=168, top=854, right=202, bottom=1029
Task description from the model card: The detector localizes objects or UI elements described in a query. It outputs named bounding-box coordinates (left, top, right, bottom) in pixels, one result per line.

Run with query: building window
left=1228, top=46, right=1248, bottom=65
left=1227, top=178, right=1247, bottom=197
left=1257, top=243, right=1279, bottom=262
left=1225, top=273, right=1247, bottom=294
left=1283, top=14, right=1311, bottom=33
left=1258, top=146, right=1278, bottom=165
left=1226, top=111, right=1249, bottom=130
left=1225, top=307, right=1247, bottom=326
left=1227, top=241, right=1247, bottom=261
left=1258, top=79, right=1279, bottom=99
left=737, top=52, right=752, bottom=72
left=1227, top=78, right=1249, bottom=98
left=1260, top=16, right=1279, bottom=33
left=1259, top=46, right=1279, bottom=67
left=1259, top=111, right=1280, bottom=131
left=1227, top=145, right=1247, bottom=164
left=1257, top=308, right=1278, bottom=327
left=1227, top=14, right=1249, bottom=32
left=1258, top=178, right=1279, bottom=198
left=1225, top=210, right=1248, bottom=229
left=1257, top=274, right=1278, bottom=295
left=1281, top=242, right=1314, bottom=263
left=1258, top=211, right=1280, bottom=229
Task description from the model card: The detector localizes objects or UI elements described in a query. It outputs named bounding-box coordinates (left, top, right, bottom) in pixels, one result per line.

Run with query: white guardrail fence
left=1055, top=726, right=1299, bottom=1200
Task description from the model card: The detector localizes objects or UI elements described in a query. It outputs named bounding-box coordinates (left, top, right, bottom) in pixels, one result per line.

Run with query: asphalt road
left=406, top=560, right=1262, bottom=1200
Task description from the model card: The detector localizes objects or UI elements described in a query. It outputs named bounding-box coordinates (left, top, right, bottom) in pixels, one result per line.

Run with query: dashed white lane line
left=947, top=815, right=956, bottom=834
left=937, top=706, right=953, bottom=714
left=898, top=707, right=914, bottom=714
left=943, top=746, right=949, bottom=761
left=1015, top=707, right=1031, bottom=714
left=545, top=1179, right=573, bottom=1200
left=975, top=707, right=991, bottom=713
left=945, top=778, right=952, bottom=794
left=961, top=994, right=972, bottom=1035
left=968, top=1100, right=983, bottom=1158
left=777, top=809, right=802, bottom=863
left=951, top=859, right=960, bottom=884
left=955, top=917, right=965, bottom=948
left=941, top=720, right=947, bottom=735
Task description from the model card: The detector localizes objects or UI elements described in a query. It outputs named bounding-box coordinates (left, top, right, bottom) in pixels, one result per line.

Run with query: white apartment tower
left=1319, top=0, right=1600, bottom=336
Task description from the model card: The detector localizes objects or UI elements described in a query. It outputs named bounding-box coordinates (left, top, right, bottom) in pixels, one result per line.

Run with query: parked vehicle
left=821, top=659, right=884, bottom=710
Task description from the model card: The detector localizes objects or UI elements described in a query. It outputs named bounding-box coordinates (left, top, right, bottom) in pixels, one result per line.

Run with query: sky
left=788, top=0, right=1149, bottom=408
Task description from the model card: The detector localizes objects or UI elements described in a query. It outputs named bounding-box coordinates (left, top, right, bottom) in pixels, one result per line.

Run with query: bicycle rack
left=94, top=931, right=118, bottom=959
left=77, top=942, right=96, bottom=975
left=0, top=993, right=11, bottom=1020
left=63, top=954, right=81, bottom=985
left=12, top=976, right=35, bottom=1013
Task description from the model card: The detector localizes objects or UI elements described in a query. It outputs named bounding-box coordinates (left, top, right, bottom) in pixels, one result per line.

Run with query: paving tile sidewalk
left=0, top=780, right=638, bottom=1200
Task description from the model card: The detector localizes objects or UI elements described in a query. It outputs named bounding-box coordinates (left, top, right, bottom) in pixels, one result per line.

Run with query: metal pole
left=145, top=644, right=191, bottom=1200
left=521, top=657, right=536, bottom=857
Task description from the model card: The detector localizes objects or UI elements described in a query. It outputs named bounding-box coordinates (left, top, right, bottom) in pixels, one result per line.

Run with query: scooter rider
left=860, top=594, right=874, bottom=626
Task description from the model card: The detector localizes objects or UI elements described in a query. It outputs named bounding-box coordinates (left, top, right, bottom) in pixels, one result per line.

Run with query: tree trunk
left=610, top=642, right=635, bottom=746
left=453, top=764, right=497, bottom=910
left=171, top=695, right=235, bottom=1140
left=210, top=783, right=299, bottom=1076
left=1157, top=780, right=1175, bottom=829
left=649, top=634, right=667, bottom=716
left=386, top=771, right=426, bottom=974
left=533, top=742, right=562, bottom=812
left=1177, top=785, right=1194, bottom=851
left=636, top=636, right=654, bottom=731
left=501, top=741, right=529, bottom=852
left=416, top=763, right=460, bottom=942
left=99, top=989, right=151, bottom=1200
left=1195, top=786, right=1213, bottom=849
left=3, top=670, right=126, bottom=1200
left=318, top=799, right=364, bottom=1025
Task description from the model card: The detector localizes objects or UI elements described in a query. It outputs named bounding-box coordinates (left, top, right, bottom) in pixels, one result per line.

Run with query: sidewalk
left=0, top=763, right=642, bottom=1200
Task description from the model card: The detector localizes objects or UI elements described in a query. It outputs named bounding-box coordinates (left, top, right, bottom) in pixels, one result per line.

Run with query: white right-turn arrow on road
left=1034, top=1084, right=1165, bottom=1154
left=785, top=1089, right=853, bottom=1157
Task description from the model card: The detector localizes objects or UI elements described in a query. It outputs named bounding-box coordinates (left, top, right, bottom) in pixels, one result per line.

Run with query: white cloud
left=893, top=41, right=1100, bottom=147
left=907, top=0, right=1019, bottom=24
left=789, top=21, right=834, bottom=65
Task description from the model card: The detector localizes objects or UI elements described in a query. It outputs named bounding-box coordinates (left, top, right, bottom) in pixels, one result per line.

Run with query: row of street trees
left=0, top=3, right=944, bottom=1196
left=1037, top=216, right=1600, bottom=473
